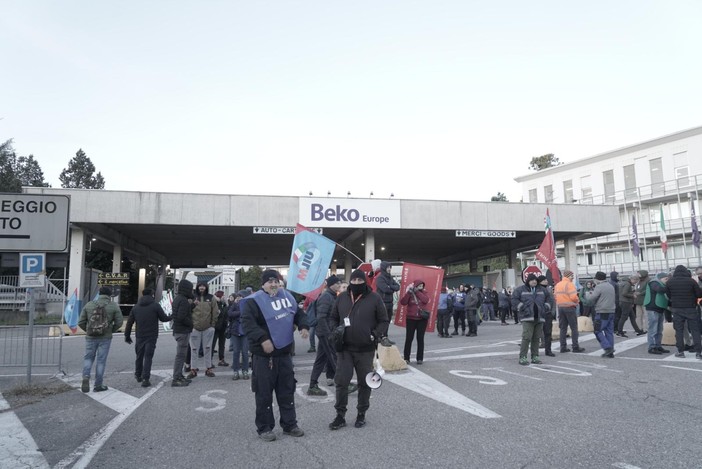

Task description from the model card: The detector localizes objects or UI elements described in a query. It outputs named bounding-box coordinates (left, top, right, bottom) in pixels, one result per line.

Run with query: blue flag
left=286, top=224, right=335, bottom=298
left=63, top=289, right=79, bottom=333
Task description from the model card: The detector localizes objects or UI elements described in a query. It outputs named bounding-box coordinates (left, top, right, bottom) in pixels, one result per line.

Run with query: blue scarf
left=250, top=289, right=297, bottom=349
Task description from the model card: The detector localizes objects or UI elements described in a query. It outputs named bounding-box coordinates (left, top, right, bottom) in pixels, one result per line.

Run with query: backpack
left=87, top=302, right=110, bottom=336
left=306, top=299, right=318, bottom=328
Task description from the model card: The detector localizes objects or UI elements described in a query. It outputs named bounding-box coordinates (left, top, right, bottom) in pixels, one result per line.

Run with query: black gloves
left=125, top=336, right=133, bottom=344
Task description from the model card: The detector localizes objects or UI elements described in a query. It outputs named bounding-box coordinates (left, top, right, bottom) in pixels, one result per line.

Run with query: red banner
left=394, top=263, right=444, bottom=333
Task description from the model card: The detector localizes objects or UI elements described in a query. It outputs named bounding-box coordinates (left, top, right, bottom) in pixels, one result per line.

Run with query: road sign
left=456, top=230, right=516, bottom=238
left=253, top=226, right=323, bottom=235
left=221, top=269, right=237, bottom=286
left=19, top=253, right=46, bottom=287
left=0, top=194, right=70, bottom=252
left=98, top=272, right=130, bottom=286
left=521, top=265, right=542, bottom=283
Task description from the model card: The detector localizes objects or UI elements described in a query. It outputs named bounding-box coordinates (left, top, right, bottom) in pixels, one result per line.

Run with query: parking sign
left=20, top=253, right=46, bottom=287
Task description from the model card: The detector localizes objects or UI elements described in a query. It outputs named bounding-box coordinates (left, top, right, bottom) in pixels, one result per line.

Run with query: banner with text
left=286, top=224, right=336, bottom=300
left=299, top=197, right=401, bottom=228
left=394, top=263, right=444, bottom=333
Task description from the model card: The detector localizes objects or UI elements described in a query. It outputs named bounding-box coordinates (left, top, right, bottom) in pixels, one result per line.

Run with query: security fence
left=0, top=322, right=65, bottom=383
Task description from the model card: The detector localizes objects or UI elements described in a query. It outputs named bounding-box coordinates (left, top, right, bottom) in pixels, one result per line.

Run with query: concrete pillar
left=508, top=249, right=522, bottom=270
left=564, top=237, right=578, bottom=273
left=344, top=253, right=353, bottom=282
left=111, top=244, right=123, bottom=303
left=68, top=227, right=86, bottom=310
left=364, top=229, right=375, bottom=263
left=155, top=265, right=165, bottom=301
left=138, top=268, right=146, bottom=298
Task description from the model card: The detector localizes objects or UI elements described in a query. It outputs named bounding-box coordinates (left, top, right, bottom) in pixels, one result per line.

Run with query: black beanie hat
left=261, top=269, right=280, bottom=284
left=350, top=269, right=366, bottom=282
left=595, top=271, right=607, bottom=281
left=526, top=274, right=538, bottom=283
left=536, top=275, right=547, bottom=283
left=99, top=286, right=112, bottom=296
left=326, top=275, right=340, bottom=287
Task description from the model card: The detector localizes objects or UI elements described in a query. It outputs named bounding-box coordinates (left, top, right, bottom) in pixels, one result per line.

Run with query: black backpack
left=87, top=303, right=109, bottom=336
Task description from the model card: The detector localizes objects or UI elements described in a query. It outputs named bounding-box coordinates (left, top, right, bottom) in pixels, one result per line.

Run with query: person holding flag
left=241, top=269, right=309, bottom=442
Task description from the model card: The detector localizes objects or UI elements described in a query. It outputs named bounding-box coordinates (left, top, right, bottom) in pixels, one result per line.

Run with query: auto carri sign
left=299, top=197, right=401, bottom=228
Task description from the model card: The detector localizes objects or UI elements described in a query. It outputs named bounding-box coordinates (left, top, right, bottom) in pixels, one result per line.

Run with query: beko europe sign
left=299, top=198, right=401, bottom=228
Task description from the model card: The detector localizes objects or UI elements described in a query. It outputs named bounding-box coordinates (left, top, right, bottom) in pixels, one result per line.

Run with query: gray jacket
left=587, top=280, right=616, bottom=314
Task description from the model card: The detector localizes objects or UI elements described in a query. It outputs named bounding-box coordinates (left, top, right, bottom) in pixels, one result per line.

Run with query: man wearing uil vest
left=241, top=269, right=310, bottom=442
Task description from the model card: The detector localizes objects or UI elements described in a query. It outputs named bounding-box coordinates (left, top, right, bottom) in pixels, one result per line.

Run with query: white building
left=515, top=126, right=702, bottom=276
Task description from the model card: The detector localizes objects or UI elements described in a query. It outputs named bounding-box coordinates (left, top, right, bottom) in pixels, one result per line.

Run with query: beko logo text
left=310, top=204, right=390, bottom=224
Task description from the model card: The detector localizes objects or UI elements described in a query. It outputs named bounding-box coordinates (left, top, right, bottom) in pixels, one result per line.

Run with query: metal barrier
left=0, top=324, right=65, bottom=382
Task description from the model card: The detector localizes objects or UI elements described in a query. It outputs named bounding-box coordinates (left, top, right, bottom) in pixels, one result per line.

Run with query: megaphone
left=365, top=360, right=385, bottom=389
left=365, top=371, right=383, bottom=389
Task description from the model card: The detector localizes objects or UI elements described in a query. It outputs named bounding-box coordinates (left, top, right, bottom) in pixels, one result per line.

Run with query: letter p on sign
left=20, top=253, right=46, bottom=287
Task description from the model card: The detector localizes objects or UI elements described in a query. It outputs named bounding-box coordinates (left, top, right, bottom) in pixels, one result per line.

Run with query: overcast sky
left=2, top=1, right=701, bottom=203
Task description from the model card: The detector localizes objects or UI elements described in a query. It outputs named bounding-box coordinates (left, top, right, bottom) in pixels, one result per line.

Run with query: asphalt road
left=2, top=320, right=702, bottom=469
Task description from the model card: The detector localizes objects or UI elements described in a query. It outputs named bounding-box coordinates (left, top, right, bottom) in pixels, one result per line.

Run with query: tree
left=490, top=192, right=508, bottom=202
left=529, top=153, right=561, bottom=171
left=59, top=149, right=105, bottom=189
left=240, top=266, right=264, bottom=290
left=0, top=139, right=51, bottom=192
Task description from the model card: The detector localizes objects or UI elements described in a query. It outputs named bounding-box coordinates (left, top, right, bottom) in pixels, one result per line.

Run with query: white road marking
left=383, top=366, right=501, bottom=419
left=449, top=370, right=507, bottom=385
left=54, top=379, right=166, bottom=469
left=481, top=367, right=544, bottom=381
left=612, top=463, right=643, bottom=469
left=660, top=365, right=702, bottom=373
left=195, top=390, right=228, bottom=412
left=60, top=374, right=139, bottom=414
left=661, top=354, right=702, bottom=362
left=557, top=361, right=623, bottom=373
left=296, top=384, right=335, bottom=403
left=586, top=336, right=648, bottom=356
left=424, top=351, right=519, bottom=362
left=528, top=364, right=591, bottom=376
left=0, top=392, right=50, bottom=469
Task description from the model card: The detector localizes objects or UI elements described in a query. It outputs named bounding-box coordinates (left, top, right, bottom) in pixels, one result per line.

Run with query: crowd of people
left=76, top=263, right=702, bottom=440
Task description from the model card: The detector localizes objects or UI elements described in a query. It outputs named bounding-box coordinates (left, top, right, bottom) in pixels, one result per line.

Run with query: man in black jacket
left=329, top=269, right=389, bottom=430
left=665, top=265, right=702, bottom=359
left=171, top=279, right=194, bottom=387
left=124, top=288, right=171, bottom=387
left=375, top=261, right=399, bottom=345
left=241, top=269, right=309, bottom=442
left=307, top=275, right=342, bottom=396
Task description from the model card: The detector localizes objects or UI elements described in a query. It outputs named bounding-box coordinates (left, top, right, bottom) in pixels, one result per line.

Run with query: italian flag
left=659, top=204, right=668, bottom=256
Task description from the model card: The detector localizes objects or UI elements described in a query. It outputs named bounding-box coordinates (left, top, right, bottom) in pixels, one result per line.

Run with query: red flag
left=394, top=263, right=444, bottom=333
left=535, top=209, right=561, bottom=284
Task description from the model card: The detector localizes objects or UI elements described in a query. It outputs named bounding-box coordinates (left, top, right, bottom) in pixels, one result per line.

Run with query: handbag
left=411, top=291, right=431, bottom=320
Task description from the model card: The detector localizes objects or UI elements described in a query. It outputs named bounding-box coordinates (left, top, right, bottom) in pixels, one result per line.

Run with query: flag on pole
left=63, top=289, right=79, bottom=334
left=692, top=201, right=701, bottom=249
left=659, top=204, right=668, bottom=256
left=631, top=214, right=641, bottom=257
left=535, top=208, right=561, bottom=284
left=286, top=224, right=336, bottom=299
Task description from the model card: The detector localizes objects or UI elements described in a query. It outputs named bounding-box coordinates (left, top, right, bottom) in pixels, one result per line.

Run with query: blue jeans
left=83, top=337, right=112, bottom=386
left=594, top=313, right=614, bottom=351
left=647, top=310, right=665, bottom=349
left=231, top=335, right=249, bottom=372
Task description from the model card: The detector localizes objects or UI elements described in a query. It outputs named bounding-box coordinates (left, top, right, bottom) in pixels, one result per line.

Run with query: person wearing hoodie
left=538, top=275, right=556, bottom=357
left=633, top=270, right=651, bottom=336
left=329, top=269, right=389, bottom=431
left=511, top=274, right=552, bottom=365
left=171, top=279, right=194, bottom=387
left=124, top=288, right=172, bottom=388
left=437, top=286, right=454, bottom=337
left=586, top=271, right=616, bottom=358
left=609, top=272, right=624, bottom=336
left=375, top=261, right=400, bottom=345
left=665, top=265, right=702, bottom=359
left=187, top=282, right=219, bottom=378
left=644, top=272, right=671, bottom=355
left=228, top=290, right=251, bottom=380
left=400, top=279, right=430, bottom=364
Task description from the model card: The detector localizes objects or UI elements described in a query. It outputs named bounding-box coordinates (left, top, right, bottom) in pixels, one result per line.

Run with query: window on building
left=528, top=188, right=537, bottom=203
left=674, top=151, right=689, bottom=187
left=544, top=185, right=554, bottom=203
left=603, top=170, right=615, bottom=203
left=563, top=180, right=573, bottom=203
left=580, top=176, right=592, bottom=203
left=623, top=164, right=637, bottom=199
left=649, top=157, right=663, bottom=194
